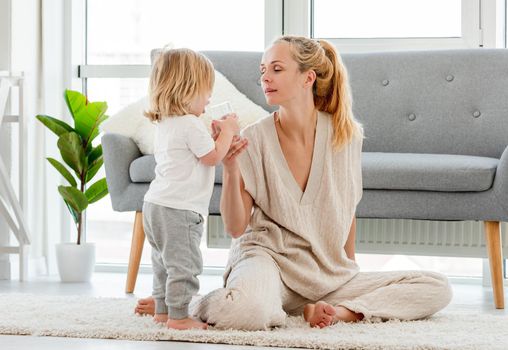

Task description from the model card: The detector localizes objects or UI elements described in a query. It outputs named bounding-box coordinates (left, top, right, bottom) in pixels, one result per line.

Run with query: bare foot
left=134, top=297, right=155, bottom=316
left=153, top=313, right=168, bottom=324
left=304, top=301, right=337, bottom=328
left=167, top=317, right=208, bottom=330
left=304, top=301, right=364, bottom=328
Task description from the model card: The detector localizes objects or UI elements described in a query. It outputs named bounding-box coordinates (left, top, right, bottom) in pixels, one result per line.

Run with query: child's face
left=189, top=91, right=212, bottom=117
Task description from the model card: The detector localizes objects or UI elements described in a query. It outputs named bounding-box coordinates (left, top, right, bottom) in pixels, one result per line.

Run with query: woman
left=137, top=36, right=452, bottom=330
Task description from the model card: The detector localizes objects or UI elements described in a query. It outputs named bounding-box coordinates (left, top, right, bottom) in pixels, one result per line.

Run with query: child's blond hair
left=144, top=48, right=215, bottom=122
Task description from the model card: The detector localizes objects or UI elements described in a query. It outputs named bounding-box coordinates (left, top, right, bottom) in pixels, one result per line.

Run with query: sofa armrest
left=492, top=146, right=508, bottom=214
left=101, top=133, right=142, bottom=211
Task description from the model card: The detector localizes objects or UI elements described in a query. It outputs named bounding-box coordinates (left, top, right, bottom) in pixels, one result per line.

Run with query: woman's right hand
left=222, top=135, right=248, bottom=170
left=211, top=116, right=248, bottom=170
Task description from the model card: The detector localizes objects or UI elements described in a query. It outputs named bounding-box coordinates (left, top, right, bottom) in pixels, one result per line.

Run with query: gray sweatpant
left=142, top=202, right=204, bottom=319
left=193, top=254, right=453, bottom=330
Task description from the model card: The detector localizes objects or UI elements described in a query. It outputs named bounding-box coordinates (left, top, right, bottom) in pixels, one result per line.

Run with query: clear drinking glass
left=207, top=101, right=234, bottom=120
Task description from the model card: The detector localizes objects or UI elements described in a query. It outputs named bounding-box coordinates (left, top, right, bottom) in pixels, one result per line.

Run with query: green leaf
left=57, top=132, right=87, bottom=175
left=64, top=90, right=108, bottom=145
left=85, top=178, right=109, bottom=204
left=64, top=200, right=80, bottom=224
left=58, top=185, right=88, bottom=213
left=64, top=89, right=85, bottom=120
left=85, top=142, right=93, bottom=156
left=36, top=115, right=74, bottom=137
left=46, top=157, right=77, bottom=187
left=85, top=157, right=103, bottom=183
left=87, top=144, right=103, bottom=164
left=98, top=113, right=109, bottom=126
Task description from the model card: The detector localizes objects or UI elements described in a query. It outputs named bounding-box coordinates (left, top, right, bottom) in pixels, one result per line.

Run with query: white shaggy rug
left=0, top=293, right=506, bottom=350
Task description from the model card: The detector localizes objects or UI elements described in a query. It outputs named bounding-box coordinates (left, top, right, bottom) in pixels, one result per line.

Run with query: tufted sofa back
left=203, top=50, right=508, bottom=159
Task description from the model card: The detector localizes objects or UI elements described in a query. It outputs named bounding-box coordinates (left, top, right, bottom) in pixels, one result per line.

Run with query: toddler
left=143, top=48, right=239, bottom=330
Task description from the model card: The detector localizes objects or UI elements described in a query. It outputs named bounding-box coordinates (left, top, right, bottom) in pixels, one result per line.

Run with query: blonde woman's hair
left=144, top=48, right=215, bottom=121
left=273, top=36, right=363, bottom=150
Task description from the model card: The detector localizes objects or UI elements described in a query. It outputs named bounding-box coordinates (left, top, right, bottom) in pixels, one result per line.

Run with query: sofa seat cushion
left=363, top=152, right=498, bottom=192
left=130, top=152, right=498, bottom=193
left=129, top=155, right=223, bottom=184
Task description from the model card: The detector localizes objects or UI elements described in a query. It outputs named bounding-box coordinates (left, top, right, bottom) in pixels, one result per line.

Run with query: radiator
left=207, top=215, right=508, bottom=258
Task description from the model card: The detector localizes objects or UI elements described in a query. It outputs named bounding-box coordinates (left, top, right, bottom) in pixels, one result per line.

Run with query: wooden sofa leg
left=125, top=211, right=145, bottom=293
left=484, top=221, right=505, bottom=309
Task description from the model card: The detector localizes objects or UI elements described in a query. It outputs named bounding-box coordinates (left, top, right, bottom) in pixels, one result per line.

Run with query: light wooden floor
left=0, top=272, right=506, bottom=350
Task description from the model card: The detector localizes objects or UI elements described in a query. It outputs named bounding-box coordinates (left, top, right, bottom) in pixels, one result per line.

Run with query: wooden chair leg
left=125, top=211, right=145, bottom=293
left=484, top=221, right=505, bottom=309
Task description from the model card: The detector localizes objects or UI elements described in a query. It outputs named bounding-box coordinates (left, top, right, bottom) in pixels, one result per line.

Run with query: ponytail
left=273, top=36, right=363, bottom=150
left=316, top=40, right=363, bottom=150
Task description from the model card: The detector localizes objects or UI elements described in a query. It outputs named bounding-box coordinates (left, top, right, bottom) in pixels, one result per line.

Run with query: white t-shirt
left=144, top=115, right=215, bottom=218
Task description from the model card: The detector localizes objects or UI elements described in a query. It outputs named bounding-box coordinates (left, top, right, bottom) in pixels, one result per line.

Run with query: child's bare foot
left=134, top=297, right=155, bottom=316
left=153, top=313, right=168, bottom=324
left=304, top=301, right=364, bottom=328
left=167, top=317, right=208, bottom=330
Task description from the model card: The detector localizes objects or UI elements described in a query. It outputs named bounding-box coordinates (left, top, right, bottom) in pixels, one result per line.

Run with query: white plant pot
left=55, top=243, right=95, bottom=282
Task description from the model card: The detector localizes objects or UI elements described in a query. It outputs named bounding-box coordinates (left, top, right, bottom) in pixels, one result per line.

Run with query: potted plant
left=37, top=90, right=109, bottom=282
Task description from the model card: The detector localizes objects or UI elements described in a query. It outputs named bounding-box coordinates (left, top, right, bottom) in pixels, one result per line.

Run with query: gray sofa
left=102, top=49, right=508, bottom=308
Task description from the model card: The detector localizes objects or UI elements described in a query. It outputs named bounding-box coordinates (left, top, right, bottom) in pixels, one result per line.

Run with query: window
left=86, top=78, right=148, bottom=114
left=85, top=0, right=266, bottom=267
left=87, top=0, right=265, bottom=65
left=280, top=0, right=480, bottom=51
left=312, top=0, right=461, bottom=38
left=85, top=79, right=150, bottom=264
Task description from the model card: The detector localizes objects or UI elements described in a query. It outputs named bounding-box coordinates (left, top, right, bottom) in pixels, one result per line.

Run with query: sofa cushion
left=342, top=50, right=508, bottom=160
left=130, top=153, right=498, bottom=192
left=129, top=155, right=223, bottom=184
left=363, top=152, right=498, bottom=192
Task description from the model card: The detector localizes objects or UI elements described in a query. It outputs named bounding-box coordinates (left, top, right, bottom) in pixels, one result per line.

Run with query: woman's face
left=260, top=42, right=312, bottom=106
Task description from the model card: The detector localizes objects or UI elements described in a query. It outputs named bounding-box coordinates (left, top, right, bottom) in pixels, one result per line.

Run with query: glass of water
left=207, top=101, right=234, bottom=120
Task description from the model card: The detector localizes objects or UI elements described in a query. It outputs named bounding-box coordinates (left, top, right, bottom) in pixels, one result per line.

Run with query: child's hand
left=211, top=113, right=238, bottom=135
left=211, top=120, right=220, bottom=141
left=218, top=114, right=240, bottom=135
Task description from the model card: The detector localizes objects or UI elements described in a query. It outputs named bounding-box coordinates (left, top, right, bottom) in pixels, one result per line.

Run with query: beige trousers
left=193, top=255, right=453, bottom=330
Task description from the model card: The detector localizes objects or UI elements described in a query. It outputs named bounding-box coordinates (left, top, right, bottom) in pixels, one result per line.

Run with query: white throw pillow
left=100, top=71, right=269, bottom=155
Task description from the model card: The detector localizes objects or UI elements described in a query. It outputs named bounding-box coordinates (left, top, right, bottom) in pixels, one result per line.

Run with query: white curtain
left=0, top=0, right=84, bottom=278
left=0, top=0, right=47, bottom=278
left=40, top=0, right=86, bottom=275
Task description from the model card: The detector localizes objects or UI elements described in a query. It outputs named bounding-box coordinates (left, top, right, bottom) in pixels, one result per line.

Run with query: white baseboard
left=95, top=263, right=225, bottom=276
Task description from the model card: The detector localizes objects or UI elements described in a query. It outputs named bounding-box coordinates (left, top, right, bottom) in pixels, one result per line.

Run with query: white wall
left=0, top=123, right=12, bottom=279
left=0, top=0, right=12, bottom=279
left=0, top=0, right=45, bottom=279
left=41, top=0, right=71, bottom=275
left=11, top=0, right=45, bottom=276
left=0, top=0, right=11, bottom=70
